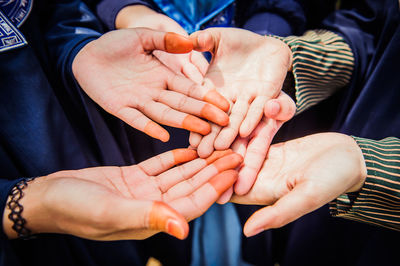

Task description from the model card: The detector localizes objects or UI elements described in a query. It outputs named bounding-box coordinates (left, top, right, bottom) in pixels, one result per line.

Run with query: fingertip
left=205, top=149, right=233, bottom=165
left=182, top=115, right=211, bottom=135
left=216, top=186, right=233, bottom=204
left=201, top=104, right=229, bottom=126
left=150, top=202, right=189, bottom=240
left=165, top=32, right=193, bottom=54
left=209, top=170, right=238, bottom=195
left=144, top=121, right=170, bottom=142
left=203, top=90, right=230, bottom=112
left=212, top=153, right=243, bottom=172
left=172, top=148, right=198, bottom=164
left=166, top=218, right=189, bottom=240
left=264, top=100, right=281, bottom=118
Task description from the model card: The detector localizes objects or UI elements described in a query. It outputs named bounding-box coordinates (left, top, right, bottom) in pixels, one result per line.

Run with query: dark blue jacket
left=0, top=1, right=192, bottom=265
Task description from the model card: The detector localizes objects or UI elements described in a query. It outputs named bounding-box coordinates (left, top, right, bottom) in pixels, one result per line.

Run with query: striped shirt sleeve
left=279, top=30, right=354, bottom=114
left=330, top=137, right=400, bottom=231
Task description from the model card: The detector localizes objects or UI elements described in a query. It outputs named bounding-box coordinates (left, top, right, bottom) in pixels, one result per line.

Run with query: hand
left=216, top=92, right=296, bottom=203
left=189, top=27, right=292, bottom=155
left=72, top=28, right=229, bottom=142
left=3, top=149, right=242, bottom=241
left=230, top=133, right=367, bottom=237
left=116, top=5, right=209, bottom=84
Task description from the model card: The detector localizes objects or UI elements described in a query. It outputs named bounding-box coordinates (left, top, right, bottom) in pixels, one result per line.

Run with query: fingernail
left=166, top=219, right=186, bottom=240
left=203, top=90, right=230, bottom=112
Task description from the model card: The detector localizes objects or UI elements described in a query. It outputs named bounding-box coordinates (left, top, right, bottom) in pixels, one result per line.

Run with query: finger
left=216, top=186, right=233, bottom=204
left=155, top=149, right=233, bottom=193
left=197, top=123, right=222, bottom=158
left=140, top=100, right=211, bottom=135
left=155, top=90, right=229, bottom=126
left=139, top=148, right=198, bottom=176
left=239, top=96, right=267, bottom=138
left=117, top=107, right=170, bottom=142
left=231, top=136, right=249, bottom=158
left=97, top=199, right=188, bottom=240
left=264, top=92, right=296, bottom=122
left=189, top=132, right=202, bottom=148
left=167, top=74, right=230, bottom=112
left=243, top=182, right=323, bottom=237
left=163, top=153, right=243, bottom=202
left=190, top=30, right=216, bottom=53
left=181, top=58, right=205, bottom=84
left=148, top=201, right=189, bottom=239
left=190, top=51, right=209, bottom=76
left=215, top=96, right=250, bottom=150
left=137, top=29, right=193, bottom=54
left=169, top=170, right=238, bottom=221
left=234, top=119, right=283, bottom=195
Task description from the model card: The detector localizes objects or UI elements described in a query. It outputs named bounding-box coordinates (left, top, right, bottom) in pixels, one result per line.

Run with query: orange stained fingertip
left=144, top=121, right=170, bottom=142
left=149, top=201, right=189, bottom=240
left=205, top=149, right=233, bottom=165
left=182, top=115, right=211, bottom=135
left=213, top=153, right=243, bottom=172
left=172, top=148, right=198, bottom=165
left=209, top=170, right=238, bottom=195
left=203, top=89, right=230, bottom=113
left=201, top=104, right=229, bottom=126
left=165, top=32, right=193, bottom=53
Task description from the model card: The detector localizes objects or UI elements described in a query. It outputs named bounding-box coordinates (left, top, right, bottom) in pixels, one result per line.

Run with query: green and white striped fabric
left=276, top=30, right=400, bottom=230
left=281, top=30, right=354, bottom=114
left=330, top=137, right=400, bottom=231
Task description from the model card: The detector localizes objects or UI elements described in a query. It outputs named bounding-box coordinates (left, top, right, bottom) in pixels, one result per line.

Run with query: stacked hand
left=116, top=5, right=209, bottom=84
left=231, top=133, right=366, bottom=236
left=188, top=27, right=293, bottom=157
left=72, top=27, right=229, bottom=143
left=3, top=149, right=242, bottom=240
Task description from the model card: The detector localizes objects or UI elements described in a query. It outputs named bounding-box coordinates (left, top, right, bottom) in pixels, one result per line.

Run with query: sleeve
left=330, top=137, right=400, bottom=231
left=96, top=0, right=156, bottom=30
left=279, top=30, right=354, bottom=114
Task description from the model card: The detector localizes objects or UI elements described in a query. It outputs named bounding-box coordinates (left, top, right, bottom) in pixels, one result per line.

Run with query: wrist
left=343, top=135, right=367, bottom=193
left=116, top=5, right=158, bottom=29
left=3, top=177, right=48, bottom=239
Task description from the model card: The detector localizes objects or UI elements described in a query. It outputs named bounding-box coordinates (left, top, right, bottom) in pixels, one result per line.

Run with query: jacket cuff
left=96, top=0, right=155, bottom=30
left=279, top=30, right=354, bottom=114
left=330, top=136, right=400, bottom=231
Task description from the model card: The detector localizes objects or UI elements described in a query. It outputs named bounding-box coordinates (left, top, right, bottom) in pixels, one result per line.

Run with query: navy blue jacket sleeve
left=96, top=0, right=155, bottom=30
left=45, top=0, right=103, bottom=95
left=321, top=0, right=399, bottom=128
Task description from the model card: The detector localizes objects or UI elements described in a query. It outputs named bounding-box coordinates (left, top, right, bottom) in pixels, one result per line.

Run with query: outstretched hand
left=231, top=133, right=366, bottom=237
left=116, top=4, right=209, bottom=84
left=4, top=149, right=242, bottom=240
left=72, top=28, right=229, bottom=142
left=188, top=27, right=292, bottom=156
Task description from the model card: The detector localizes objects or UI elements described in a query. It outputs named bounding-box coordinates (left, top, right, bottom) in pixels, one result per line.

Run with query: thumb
left=148, top=201, right=189, bottom=239
left=190, top=30, right=219, bottom=53
left=264, top=92, right=296, bottom=122
left=119, top=200, right=189, bottom=240
left=136, top=28, right=193, bottom=53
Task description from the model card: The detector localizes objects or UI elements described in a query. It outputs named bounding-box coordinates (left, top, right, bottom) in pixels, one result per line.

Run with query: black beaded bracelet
left=7, top=177, right=36, bottom=239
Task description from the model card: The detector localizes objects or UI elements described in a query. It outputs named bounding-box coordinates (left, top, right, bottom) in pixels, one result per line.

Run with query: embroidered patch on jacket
left=1, top=0, right=33, bottom=27
left=0, top=10, right=27, bottom=52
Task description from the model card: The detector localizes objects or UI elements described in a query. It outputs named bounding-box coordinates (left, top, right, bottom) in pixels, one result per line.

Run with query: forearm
left=330, top=136, right=400, bottom=231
